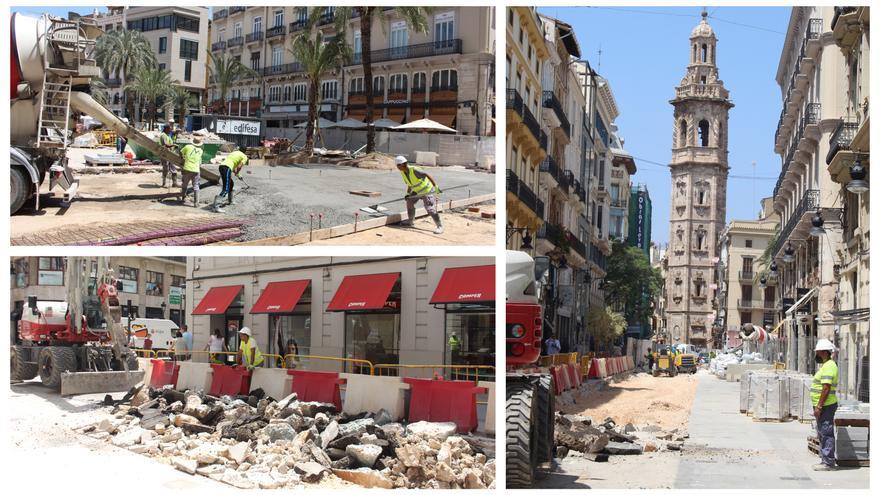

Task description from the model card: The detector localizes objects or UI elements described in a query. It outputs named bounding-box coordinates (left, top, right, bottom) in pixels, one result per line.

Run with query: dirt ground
left=558, top=371, right=699, bottom=432
left=307, top=203, right=495, bottom=245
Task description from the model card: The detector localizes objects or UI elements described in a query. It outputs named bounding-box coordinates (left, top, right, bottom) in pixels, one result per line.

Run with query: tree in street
left=167, top=85, right=198, bottom=123
left=335, top=7, right=431, bottom=153
left=603, top=240, right=663, bottom=329
left=207, top=52, right=259, bottom=116
left=587, top=305, right=628, bottom=349
left=124, top=66, right=174, bottom=129
left=94, top=29, right=157, bottom=120
left=289, top=10, right=351, bottom=155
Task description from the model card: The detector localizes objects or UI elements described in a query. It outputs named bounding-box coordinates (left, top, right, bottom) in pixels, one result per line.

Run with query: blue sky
left=539, top=6, right=790, bottom=244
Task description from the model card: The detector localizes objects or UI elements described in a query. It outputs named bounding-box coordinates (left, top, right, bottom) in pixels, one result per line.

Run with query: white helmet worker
left=238, top=327, right=253, bottom=337
left=395, top=155, right=408, bottom=165
left=814, top=339, right=835, bottom=352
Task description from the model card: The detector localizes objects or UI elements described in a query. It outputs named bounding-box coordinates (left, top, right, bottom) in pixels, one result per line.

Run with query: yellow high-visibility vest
left=239, top=339, right=264, bottom=368
left=180, top=144, right=203, bottom=173
left=810, top=359, right=838, bottom=406
left=400, top=166, right=434, bottom=195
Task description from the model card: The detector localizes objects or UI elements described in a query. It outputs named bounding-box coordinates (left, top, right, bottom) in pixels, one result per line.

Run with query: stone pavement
left=674, top=371, right=869, bottom=489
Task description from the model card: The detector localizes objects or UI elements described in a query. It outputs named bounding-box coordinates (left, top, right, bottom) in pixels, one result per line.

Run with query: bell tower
left=665, top=10, right=733, bottom=348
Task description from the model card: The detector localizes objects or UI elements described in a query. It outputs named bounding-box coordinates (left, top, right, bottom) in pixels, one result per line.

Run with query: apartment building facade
left=208, top=7, right=494, bottom=135
left=87, top=6, right=209, bottom=119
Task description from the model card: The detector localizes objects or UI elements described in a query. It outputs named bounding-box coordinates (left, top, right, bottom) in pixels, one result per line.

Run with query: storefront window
left=146, top=271, right=164, bottom=296
left=444, top=304, right=495, bottom=380
left=345, top=313, right=400, bottom=372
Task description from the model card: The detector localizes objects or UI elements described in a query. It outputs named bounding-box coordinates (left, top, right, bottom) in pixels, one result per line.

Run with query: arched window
left=701, top=44, right=708, bottom=63
left=698, top=119, right=710, bottom=147
left=679, top=119, right=688, bottom=147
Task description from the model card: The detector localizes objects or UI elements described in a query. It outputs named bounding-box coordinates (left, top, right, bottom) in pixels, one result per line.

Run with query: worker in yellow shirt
left=212, top=146, right=249, bottom=213
left=179, top=137, right=203, bottom=207
left=395, top=155, right=443, bottom=234
left=811, top=338, right=839, bottom=471
left=158, top=124, right=179, bottom=188
left=236, top=327, right=264, bottom=370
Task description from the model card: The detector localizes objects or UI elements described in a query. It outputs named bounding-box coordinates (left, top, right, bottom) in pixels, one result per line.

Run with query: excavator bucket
left=60, top=370, right=145, bottom=396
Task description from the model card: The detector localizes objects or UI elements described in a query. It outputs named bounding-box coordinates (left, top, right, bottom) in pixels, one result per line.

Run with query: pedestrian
left=448, top=332, right=462, bottom=364
left=811, top=338, right=839, bottom=471
left=395, top=155, right=444, bottom=234
left=205, top=328, right=226, bottom=363
left=143, top=332, right=153, bottom=351
left=181, top=324, right=193, bottom=361
left=179, top=137, right=204, bottom=207
left=236, top=327, right=264, bottom=370
left=158, top=124, right=179, bottom=188
left=212, top=146, right=249, bottom=212
left=284, top=339, right=300, bottom=369
left=172, top=330, right=187, bottom=363
left=545, top=334, right=561, bottom=356
left=117, top=118, right=129, bottom=153
left=647, top=351, right=655, bottom=371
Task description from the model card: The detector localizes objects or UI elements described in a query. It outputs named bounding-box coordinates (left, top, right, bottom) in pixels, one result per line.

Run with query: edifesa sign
left=216, top=119, right=261, bottom=136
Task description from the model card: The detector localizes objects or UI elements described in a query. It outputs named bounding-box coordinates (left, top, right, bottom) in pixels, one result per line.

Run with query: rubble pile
left=77, top=386, right=494, bottom=489
left=554, top=413, right=687, bottom=461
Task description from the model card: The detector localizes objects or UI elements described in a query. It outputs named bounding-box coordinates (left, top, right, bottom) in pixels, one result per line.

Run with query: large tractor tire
left=506, top=380, right=538, bottom=488
left=11, top=346, right=38, bottom=381
left=38, top=347, right=78, bottom=389
left=534, top=374, right=555, bottom=473
left=11, top=166, right=30, bottom=214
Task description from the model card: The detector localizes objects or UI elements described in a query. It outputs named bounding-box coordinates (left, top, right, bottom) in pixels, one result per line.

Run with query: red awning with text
left=192, top=285, right=244, bottom=315
left=430, top=265, right=495, bottom=304
left=250, top=280, right=311, bottom=314
left=326, top=272, right=400, bottom=311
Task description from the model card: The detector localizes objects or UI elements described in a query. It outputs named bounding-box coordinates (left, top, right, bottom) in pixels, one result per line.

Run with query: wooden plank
left=349, top=190, right=382, bottom=197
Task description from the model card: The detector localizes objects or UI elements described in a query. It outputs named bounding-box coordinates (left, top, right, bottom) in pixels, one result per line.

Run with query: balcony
left=826, top=119, right=859, bottom=165
left=318, top=12, right=335, bottom=26
left=831, top=7, right=857, bottom=31
left=227, top=36, right=243, bottom=48
left=506, top=88, right=547, bottom=152
left=347, top=39, right=462, bottom=66
left=775, top=18, right=822, bottom=148
left=213, top=9, right=228, bottom=20
left=568, top=231, right=588, bottom=260
left=246, top=31, right=264, bottom=44
left=539, top=156, right=560, bottom=187
left=506, top=169, right=544, bottom=220
left=266, top=25, right=286, bottom=39
left=262, top=63, right=304, bottom=77
left=211, top=41, right=227, bottom=51
left=289, top=20, right=307, bottom=32
left=773, top=102, right=821, bottom=199
left=537, top=223, right=564, bottom=250
left=590, top=246, right=607, bottom=272
left=229, top=7, right=246, bottom=16
left=610, top=198, right=626, bottom=208
left=737, top=300, right=776, bottom=310
left=774, top=189, right=819, bottom=257
left=738, top=270, right=754, bottom=280
left=542, top=91, right=570, bottom=138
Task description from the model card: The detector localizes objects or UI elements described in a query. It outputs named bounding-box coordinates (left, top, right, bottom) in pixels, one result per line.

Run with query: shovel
left=360, top=184, right=472, bottom=216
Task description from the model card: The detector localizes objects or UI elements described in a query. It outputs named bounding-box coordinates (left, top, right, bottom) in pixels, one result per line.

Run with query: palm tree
left=335, top=7, right=432, bottom=153
left=207, top=52, right=259, bottom=115
left=95, top=29, right=157, bottom=121
left=89, top=78, right=110, bottom=107
left=289, top=11, right=352, bottom=155
left=166, top=85, right=198, bottom=123
left=125, top=66, right=174, bottom=129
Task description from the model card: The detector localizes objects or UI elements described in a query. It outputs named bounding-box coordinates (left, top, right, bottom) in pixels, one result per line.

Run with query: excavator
left=10, top=12, right=218, bottom=214
left=11, top=257, right=145, bottom=395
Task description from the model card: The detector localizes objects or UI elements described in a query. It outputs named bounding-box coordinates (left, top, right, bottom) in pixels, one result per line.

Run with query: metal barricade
left=374, top=364, right=495, bottom=383
left=283, top=354, right=374, bottom=375
left=133, top=349, right=156, bottom=358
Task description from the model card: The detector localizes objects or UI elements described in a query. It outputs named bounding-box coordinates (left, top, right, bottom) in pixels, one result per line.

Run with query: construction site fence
left=264, top=127, right=495, bottom=169
left=537, top=352, right=580, bottom=367
left=374, top=364, right=495, bottom=383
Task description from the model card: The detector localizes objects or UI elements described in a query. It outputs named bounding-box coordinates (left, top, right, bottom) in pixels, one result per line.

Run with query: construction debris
left=78, top=386, right=494, bottom=489
left=554, top=412, right=686, bottom=459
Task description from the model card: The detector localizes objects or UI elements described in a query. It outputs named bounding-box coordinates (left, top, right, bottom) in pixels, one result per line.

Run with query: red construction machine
left=11, top=257, right=144, bottom=395
left=506, top=250, right=555, bottom=487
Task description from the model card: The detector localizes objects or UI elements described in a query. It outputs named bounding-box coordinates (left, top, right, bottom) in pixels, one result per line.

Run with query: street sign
left=169, top=286, right=182, bottom=305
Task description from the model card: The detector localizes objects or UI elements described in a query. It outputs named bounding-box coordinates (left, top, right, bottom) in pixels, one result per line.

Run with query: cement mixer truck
left=10, top=13, right=215, bottom=214
left=506, top=250, right=555, bottom=487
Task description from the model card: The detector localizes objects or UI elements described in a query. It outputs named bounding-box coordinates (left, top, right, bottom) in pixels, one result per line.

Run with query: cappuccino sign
left=215, top=119, right=261, bottom=136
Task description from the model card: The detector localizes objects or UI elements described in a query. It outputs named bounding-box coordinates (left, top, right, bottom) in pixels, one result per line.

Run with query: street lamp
left=758, top=275, right=767, bottom=289
left=506, top=226, right=533, bottom=250
left=782, top=242, right=795, bottom=263
left=846, top=156, right=869, bottom=194
left=809, top=209, right=826, bottom=237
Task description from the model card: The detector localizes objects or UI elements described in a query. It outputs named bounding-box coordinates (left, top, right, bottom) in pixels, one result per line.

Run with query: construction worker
left=395, top=155, right=443, bottom=234
left=158, top=124, right=179, bottom=188
left=179, top=137, right=203, bottom=207
left=811, top=338, right=839, bottom=471
left=212, top=146, right=249, bottom=213
left=448, top=332, right=462, bottom=363
left=236, top=327, right=264, bottom=370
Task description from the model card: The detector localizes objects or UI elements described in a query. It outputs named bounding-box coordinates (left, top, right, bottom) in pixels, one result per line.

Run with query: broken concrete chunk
left=604, top=441, right=643, bottom=455
left=337, top=417, right=375, bottom=438
left=667, top=441, right=683, bottom=451
left=465, top=470, right=487, bottom=489
left=320, top=420, right=339, bottom=449
left=405, top=421, right=457, bottom=442
left=227, top=442, right=249, bottom=464
left=111, top=426, right=146, bottom=447
left=435, top=461, right=456, bottom=482
left=264, top=422, right=296, bottom=443
left=346, top=443, right=382, bottom=468
left=221, top=468, right=256, bottom=489
left=294, top=461, right=327, bottom=482
left=332, top=468, right=394, bottom=489
left=172, top=456, right=198, bottom=475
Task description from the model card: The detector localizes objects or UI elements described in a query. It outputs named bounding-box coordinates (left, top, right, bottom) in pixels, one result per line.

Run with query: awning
left=422, top=114, right=456, bottom=130
left=430, top=265, right=495, bottom=304
left=192, top=285, right=244, bottom=315
left=327, top=272, right=400, bottom=311
left=250, top=280, right=310, bottom=314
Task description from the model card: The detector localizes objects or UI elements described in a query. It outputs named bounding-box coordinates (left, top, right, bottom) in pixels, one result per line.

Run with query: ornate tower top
left=673, top=10, right=732, bottom=104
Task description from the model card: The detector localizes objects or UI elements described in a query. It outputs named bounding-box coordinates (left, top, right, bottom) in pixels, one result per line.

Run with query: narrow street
left=539, top=371, right=870, bottom=489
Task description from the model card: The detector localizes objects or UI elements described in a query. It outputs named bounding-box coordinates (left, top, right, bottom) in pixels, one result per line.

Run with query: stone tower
left=665, top=10, right=733, bottom=348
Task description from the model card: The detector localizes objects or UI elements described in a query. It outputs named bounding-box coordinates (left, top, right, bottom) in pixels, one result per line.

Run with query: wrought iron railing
left=211, top=41, right=227, bottom=51
left=263, top=63, right=304, bottom=77
left=777, top=18, right=823, bottom=142
left=774, top=189, right=819, bottom=257
left=246, top=31, right=264, bottom=43
left=289, top=20, right=307, bottom=32
left=213, top=9, right=228, bottom=20
left=227, top=36, right=243, bottom=47
left=348, top=39, right=462, bottom=66
left=540, top=156, right=561, bottom=182
left=832, top=7, right=857, bottom=31
left=229, top=7, right=246, bottom=15
left=826, top=119, right=859, bottom=164
left=542, top=90, right=570, bottom=138
left=506, top=169, right=544, bottom=219
left=266, top=25, right=286, bottom=39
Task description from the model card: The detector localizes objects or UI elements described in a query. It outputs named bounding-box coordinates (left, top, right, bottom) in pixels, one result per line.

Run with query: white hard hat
left=815, top=339, right=835, bottom=352
left=395, top=155, right=408, bottom=165
left=238, top=327, right=252, bottom=337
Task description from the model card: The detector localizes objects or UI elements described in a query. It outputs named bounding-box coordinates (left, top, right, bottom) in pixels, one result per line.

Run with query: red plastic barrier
left=549, top=366, right=565, bottom=394
left=210, top=364, right=253, bottom=396
left=287, top=370, right=346, bottom=410
left=566, top=364, right=580, bottom=388
left=403, top=378, right=487, bottom=433
left=149, top=359, right=179, bottom=388
left=588, top=359, right=600, bottom=378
